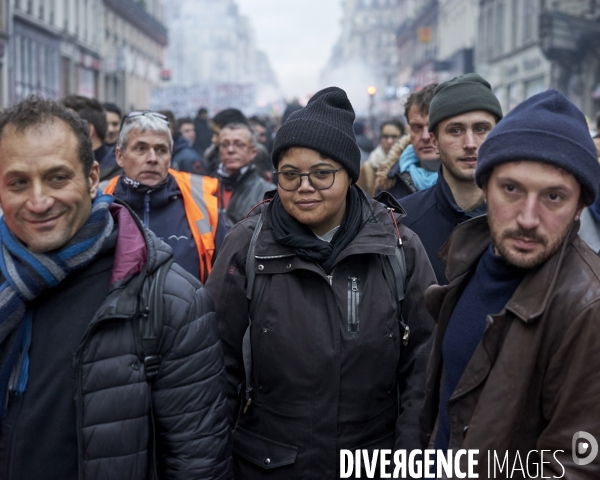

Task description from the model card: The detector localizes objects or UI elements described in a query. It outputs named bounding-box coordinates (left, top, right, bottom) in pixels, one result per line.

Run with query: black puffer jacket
left=206, top=192, right=436, bottom=479
left=0, top=201, right=232, bottom=479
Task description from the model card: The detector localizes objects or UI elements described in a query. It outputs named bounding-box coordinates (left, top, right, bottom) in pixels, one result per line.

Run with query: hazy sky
left=236, top=0, right=343, bottom=101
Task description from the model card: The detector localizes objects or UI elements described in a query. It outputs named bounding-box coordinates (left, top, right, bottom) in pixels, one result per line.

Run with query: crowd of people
left=0, top=73, right=599, bottom=480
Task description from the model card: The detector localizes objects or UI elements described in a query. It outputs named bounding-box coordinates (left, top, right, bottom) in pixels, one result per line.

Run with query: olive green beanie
left=428, top=73, right=503, bottom=132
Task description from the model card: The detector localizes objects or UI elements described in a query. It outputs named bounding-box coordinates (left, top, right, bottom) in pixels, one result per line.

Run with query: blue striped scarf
left=0, top=193, right=114, bottom=417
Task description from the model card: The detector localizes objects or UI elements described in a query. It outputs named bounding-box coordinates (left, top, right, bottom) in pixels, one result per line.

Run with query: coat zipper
left=348, top=276, right=359, bottom=333
left=255, top=254, right=295, bottom=260
left=316, top=264, right=335, bottom=286
left=144, top=192, right=151, bottom=228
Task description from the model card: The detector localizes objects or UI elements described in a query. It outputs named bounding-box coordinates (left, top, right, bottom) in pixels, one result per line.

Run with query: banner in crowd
left=149, top=83, right=256, bottom=117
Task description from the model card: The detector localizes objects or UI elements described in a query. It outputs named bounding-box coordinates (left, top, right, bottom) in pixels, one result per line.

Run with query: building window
left=486, top=4, right=494, bottom=59
left=64, top=0, right=69, bottom=30
left=523, top=0, right=534, bottom=42
left=511, top=0, right=519, bottom=49
left=495, top=0, right=504, bottom=56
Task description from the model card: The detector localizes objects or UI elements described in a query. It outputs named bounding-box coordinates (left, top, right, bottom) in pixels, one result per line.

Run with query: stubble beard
left=439, top=148, right=476, bottom=183
left=488, top=216, right=574, bottom=269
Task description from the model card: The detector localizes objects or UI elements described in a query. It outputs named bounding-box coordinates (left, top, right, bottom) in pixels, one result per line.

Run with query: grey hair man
left=102, top=111, right=225, bottom=282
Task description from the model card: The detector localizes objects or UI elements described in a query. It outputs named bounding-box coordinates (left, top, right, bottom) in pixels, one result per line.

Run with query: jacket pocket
left=348, top=276, right=360, bottom=333
left=233, top=426, right=298, bottom=469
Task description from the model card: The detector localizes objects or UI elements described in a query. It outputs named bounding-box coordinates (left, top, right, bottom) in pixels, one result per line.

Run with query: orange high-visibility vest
left=103, top=169, right=219, bottom=281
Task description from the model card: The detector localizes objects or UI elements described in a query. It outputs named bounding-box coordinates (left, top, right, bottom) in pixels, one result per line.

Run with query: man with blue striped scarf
left=0, top=96, right=232, bottom=479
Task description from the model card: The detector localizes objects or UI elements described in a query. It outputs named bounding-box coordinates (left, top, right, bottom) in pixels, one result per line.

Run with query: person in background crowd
left=159, top=110, right=207, bottom=175
left=193, top=107, right=214, bottom=155
left=178, top=116, right=196, bottom=145
left=215, top=121, right=273, bottom=227
left=421, top=90, right=600, bottom=477
left=282, top=99, right=303, bottom=125
left=376, top=84, right=439, bottom=199
left=353, top=120, right=375, bottom=165
left=358, top=118, right=404, bottom=196
left=248, top=116, right=274, bottom=180
left=579, top=134, right=600, bottom=253
left=400, top=74, right=503, bottom=284
left=177, top=116, right=210, bottom=175
left=249, top=116, right=268, bottom=146
left=204, top=108, right=249, bottom=177
left=249, top=115, right=276, bottom=154
left=103, top=102, right=122, bottom=147
left=0, top=96, right=232, bottom=479
left=206, top=87, right=435, bottom=479
left=62, top=95, right=121, bottom=182
left=593, top=111, right=600, bottom=158
left=580, top=191, right=600, bottom=254
left=101, top=111, right=224, bottom=282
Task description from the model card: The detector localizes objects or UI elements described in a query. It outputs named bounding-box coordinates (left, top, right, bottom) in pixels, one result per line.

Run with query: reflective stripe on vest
left=169, top=169, right=218, bottom=281
left=102, top=171, right=219, bottom=282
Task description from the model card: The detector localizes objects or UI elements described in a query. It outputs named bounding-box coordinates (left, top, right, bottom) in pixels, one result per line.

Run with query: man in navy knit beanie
left=421, top=89, right=600, bottom=478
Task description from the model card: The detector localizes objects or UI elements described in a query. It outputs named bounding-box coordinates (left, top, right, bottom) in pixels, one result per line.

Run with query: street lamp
left=367, top=86, right=377, bottom=138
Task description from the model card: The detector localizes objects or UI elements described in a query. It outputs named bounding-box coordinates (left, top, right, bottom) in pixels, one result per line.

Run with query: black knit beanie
left=475, top=89, right=600, bottom=204
left=428, top=73, right=503, bottom=132
left=272, top=87, right=361, bottom=183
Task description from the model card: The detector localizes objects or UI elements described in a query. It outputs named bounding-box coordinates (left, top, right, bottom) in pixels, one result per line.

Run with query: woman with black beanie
left=206, top=87, right=436, bottom=479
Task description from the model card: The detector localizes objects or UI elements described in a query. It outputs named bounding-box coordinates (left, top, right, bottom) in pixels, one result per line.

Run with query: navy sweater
left=434, top=244, right=526, bottom=451
left=399, top=171, right=487, bottom=285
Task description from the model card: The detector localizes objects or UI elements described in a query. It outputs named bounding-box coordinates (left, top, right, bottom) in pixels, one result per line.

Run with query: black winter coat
left=399, top=172, right=487, bottom=284
left=0, top=201, right=232, bottom=480
left=206, top=192, right=436, bottom=479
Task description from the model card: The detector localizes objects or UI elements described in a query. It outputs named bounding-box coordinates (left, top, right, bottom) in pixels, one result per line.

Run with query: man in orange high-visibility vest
left=101, top=111, right=225, bottom=283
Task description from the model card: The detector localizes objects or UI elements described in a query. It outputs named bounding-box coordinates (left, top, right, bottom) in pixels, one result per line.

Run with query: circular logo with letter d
left=573, top=432, right=599, bottom=466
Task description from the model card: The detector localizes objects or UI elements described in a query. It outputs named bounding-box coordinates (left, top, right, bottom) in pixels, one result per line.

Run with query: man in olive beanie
left=421, top=89, right=600, bottom=477
left=272, top=86, right=361, bottom=182
left=400, top=73, right=502, bottom=283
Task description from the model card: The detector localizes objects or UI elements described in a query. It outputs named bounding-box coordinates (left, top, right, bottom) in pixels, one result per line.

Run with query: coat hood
left=375, top=135, right=412, bottom=192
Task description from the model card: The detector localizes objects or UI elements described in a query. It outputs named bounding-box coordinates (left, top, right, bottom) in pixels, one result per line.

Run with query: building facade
left=322, top=0, right=405, bottom=115
left=164, top=0, right=276, bottom=87
left=6, top=0, right=165, bottom=109
left=436, top=0, right=478, bottom=79
left=10, top=0, right=104, bottom=105
left=539, top=0, right=600, bottom=119
left=475, top=0, right=550, bottom=113
left=102, top=0, right=167, bottom=110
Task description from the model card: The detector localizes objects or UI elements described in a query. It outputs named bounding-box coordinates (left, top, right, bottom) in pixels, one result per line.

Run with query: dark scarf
left=0, top=193, right=114, bottom=417
left=267, top=185, right=366, bottom=274
left=216, top=164, right=252, bottom=191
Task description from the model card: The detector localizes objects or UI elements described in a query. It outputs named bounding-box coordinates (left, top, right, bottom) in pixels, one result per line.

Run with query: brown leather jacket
left=421, top=215, right=600, bottom=478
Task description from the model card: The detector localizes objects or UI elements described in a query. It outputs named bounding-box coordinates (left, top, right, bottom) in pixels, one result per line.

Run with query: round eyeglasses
left=273, top=168, right=343, bottom=191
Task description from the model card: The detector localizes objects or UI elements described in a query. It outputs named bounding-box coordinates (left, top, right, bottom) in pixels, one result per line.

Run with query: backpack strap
left=134, top=257, right=174, bottom=480
left=382, top=208, right=410, bottom=346
left=135, top=258, right=174, bottom=382
left=241, top=212, right=266, bottom=414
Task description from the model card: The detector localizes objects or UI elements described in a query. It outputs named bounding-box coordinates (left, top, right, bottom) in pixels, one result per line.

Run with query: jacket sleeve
left=153, top=265, right=233, bottom=480
left=394, top=226, right=437, bottom=452
left=205, top=221, right=254, bottom=421
left=536, top=301, right=600, bottom=479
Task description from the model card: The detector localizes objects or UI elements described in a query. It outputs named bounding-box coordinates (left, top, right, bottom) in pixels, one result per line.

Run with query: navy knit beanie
left=476, top=89, right=600, bottom=204
left=272, top=87, right=361, bottom=183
